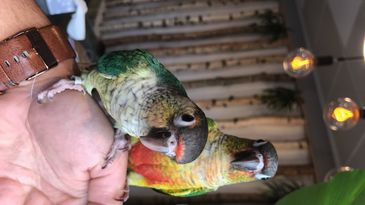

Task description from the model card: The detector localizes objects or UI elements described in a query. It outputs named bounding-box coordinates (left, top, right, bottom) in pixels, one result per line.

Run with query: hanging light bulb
left=323, top=97, right=361, bottom=131
left=324, top=166, right=354, bottom=182
left=283, top=48, right=315, bottom=78
left=283, top=47, right=364, bottom=78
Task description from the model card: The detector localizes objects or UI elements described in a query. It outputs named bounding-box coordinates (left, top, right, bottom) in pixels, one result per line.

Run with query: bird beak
left=139, top=132, right=178, bottom=158
left=231, top=150, right=264, bottom=171
left=231, top=140, right=278, bottom=180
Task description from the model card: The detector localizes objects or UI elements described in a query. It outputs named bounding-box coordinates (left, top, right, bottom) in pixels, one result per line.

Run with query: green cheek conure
left=128, top=118, right=278, bottom=197
left=38, top=49, right=208, bottom=168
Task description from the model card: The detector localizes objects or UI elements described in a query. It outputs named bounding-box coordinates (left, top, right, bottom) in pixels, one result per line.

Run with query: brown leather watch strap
left=0, top=25, right=76, bottom=92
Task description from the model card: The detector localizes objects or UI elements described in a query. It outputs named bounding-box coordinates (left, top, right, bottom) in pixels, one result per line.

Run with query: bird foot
left=116, top=180, right=129, bottom=202
left=102, top=131, right=131, bottom=169
left=37, top=78, right=85, bottom=103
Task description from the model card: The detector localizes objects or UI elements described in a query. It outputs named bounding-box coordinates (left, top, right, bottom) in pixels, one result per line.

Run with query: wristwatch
left=0, top=25, right=76, bottom=92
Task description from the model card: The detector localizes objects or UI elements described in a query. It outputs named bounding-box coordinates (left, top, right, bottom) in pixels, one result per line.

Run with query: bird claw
left=115, top=180, right=129, bottom=202
left=37, top=78, right=85, bottom=103
left=102, top=132, right=131, bottom=169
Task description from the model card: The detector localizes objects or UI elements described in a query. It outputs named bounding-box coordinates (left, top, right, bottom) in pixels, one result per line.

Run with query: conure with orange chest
left=128, top=119, right=278, bottom=197
left=37, top=49, right=208, bottom=167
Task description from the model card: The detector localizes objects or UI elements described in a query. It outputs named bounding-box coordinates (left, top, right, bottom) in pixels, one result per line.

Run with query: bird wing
left=128, top=170, right=217, bottom=197
left=96, top=50, right=143, bottom=77
left=153, top=186, right=218, bottom=197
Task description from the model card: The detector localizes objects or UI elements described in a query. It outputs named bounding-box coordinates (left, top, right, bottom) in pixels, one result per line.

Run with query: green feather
left=207, top=118, right=218, bottom=131
left=155, top=187, right=217, bottom=197
left=97, top=49, right=187, bottom=95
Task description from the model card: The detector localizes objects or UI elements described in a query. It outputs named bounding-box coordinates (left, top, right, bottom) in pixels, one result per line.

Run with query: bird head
left=189, top=119, right=278, bottom=184
left=139, top=95, right=208, bottom=164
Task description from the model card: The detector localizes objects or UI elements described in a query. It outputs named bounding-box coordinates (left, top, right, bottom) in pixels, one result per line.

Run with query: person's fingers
left=88, top=151, right=128, bottom=205
left=29, top=90, right=129, bottom=203
left=0, top=178, right=26, bottom=204
left=0, top=178, right=53, bottom=205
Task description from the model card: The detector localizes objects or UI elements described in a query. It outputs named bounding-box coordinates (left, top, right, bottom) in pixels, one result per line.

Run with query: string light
left=283, top=47, right=364, bottom=78
left=283, top=48, right=315, bottom=78
left=323, top=97, right=362, bottom=131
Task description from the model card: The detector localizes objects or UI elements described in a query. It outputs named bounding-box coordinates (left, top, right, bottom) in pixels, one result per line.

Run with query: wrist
left=0, top=25, right=76, bottom=93
left=18, top=59, right=77, bottom=89
left=0, top=0, right=50, bottom=40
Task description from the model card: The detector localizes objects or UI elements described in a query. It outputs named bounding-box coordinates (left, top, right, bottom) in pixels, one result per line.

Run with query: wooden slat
left=103, top=1, right=278, bottom=27
left=148, top=38, right=288, bottom=57
left=186, top=81, right=294, bottom=101
left=105, top=0, right=263, bottom=18
left=196, top=96, right=261, bottom=108
left=101, top=18, right=260, bottom=39
left=106, top=0, right=161, bottom=7
left=103, top=26, right=261, bottom=45
left=202, top=103, right=300, bottom=120
left=175, top=63, right=285, bottom=82
left=105, top=0, right=202, bottom=12
left=158, top=47, right=288, bottom=65
left=106, top=34, right=264, bottom=51
left=277, top=149, right=310, bottom=165
left=217, top=116, right=304, bottom=128
left=183, top=73, right=293, bottom=89
left=273, top=141, right=308, bottom=150
left=168, top=55, right=286, bottom=72
left=221, top=124, right=305, bottom=142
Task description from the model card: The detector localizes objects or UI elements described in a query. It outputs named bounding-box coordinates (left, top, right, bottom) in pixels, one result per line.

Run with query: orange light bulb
left=290, top=56, right=312, bottom=70
left=331, top=107, right=354, bottom=122
left=324, top=97, right=360, bottom=131
left=283, top=48, right=315, bottom=78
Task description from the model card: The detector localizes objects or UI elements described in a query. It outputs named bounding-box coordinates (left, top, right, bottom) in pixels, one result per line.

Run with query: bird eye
left=181, top=114, right=195, bottom=122
left=174, top=114, right=196, bottom=127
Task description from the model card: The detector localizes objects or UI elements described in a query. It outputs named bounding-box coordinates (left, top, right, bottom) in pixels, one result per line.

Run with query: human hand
left=0, top=62, right=128, bottom=205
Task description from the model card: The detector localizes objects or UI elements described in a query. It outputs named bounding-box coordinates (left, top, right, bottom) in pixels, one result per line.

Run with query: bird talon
left=115, top=180, right=129, bottom=202
left=36, top=78, right=85, bottom=103
left=119, top=143, right=131, bottom=151
left=102, top=131, right=130, bottom=169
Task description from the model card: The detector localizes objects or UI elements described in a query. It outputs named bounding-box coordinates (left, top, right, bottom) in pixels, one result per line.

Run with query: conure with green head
left=37, top=49, right=208, bottom=167
left=128, top=119, right=278, bottom=197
